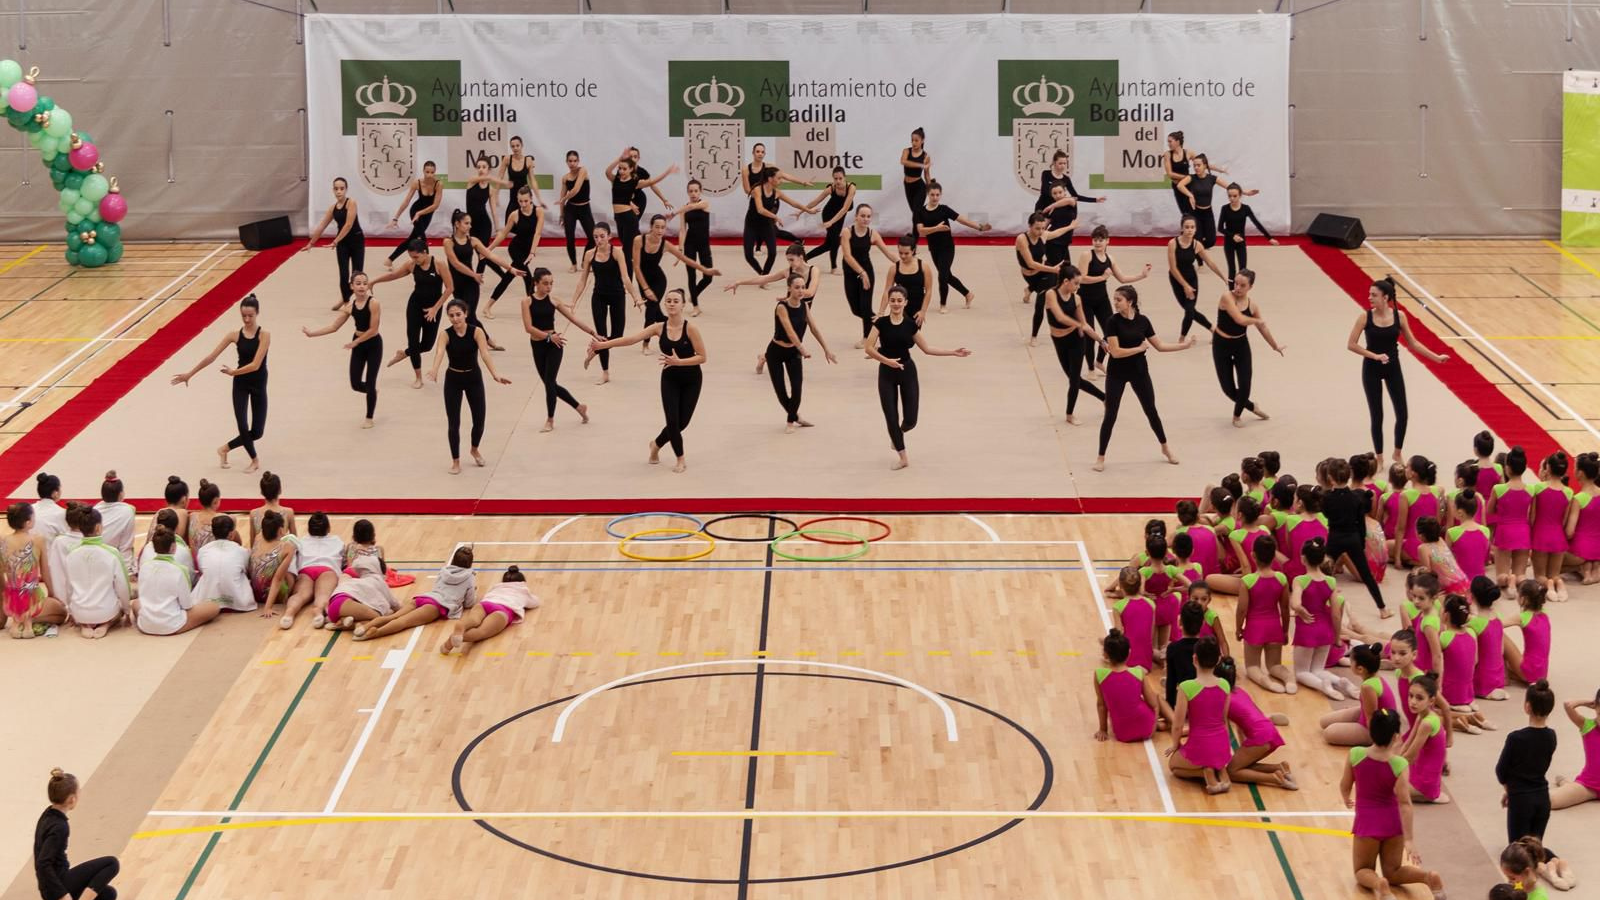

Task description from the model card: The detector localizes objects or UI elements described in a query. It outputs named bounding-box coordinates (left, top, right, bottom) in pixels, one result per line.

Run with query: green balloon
left=51, top=152, right=71, bottom=172
left=27, top=129, right=44, bottom=146
left=87, top=208, right=102, bottom=223
left=66, top=210, right=83, bottom=225
left=57, top=195, right=74, bottom=214
left=79, top=243, right=107, bottom=268
left=106, top=242, right=123, bottom=264
left=40, top=148, right=56, bottom=163
left=37, top=96, right=52, bottom=112
left=80, top=173, right=108, bottom=202
left=0, top=60, right=21, bottom=90
left=66, top=231, right=83, bottom=251
left=64, top=248, right=79, bottom=266
left=59, top=187, right=80, bottom=206
left=63, top=171, right=84, bottom=190
left=73, top=197, right=94, bottom=216
left=44, top=107, right=71, bottom=138
left=97, top=222, right=121, bottom=244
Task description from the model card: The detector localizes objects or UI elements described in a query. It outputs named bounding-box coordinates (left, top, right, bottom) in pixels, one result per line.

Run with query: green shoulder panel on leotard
left=1421, top=613, right=1440, bottom=634
left=1130, top=665, right=1148, bottom=679
left=1466, top=615, right=1489, bottom=637
left=1349, top=746, right=1369, bottom=766
left=1270, top=571, right=1288, bottom=588
left=1582, top=718, right=1597, bottom=736
left=1402, top=488, right=1421, bottom=504
left=1218, top=678, right=1232, bottom=693
left=1576, top=492, right=1595, bottom=510
left=1095, top=667, right=1110, bottom=685
left=1204, top=607, right=1220, bottom=625
left=1388, top=754, right=1410, bottom=776
left=1363, top=675, right=1383, bottom=695
left=1423, top=713, right=1441, bottom=736
left=1179, top=679, right=1203, bottom=701
left=1521, top=610, right=1535, bottom=627
left=1112, top=597, right=1129, bottom=615
left=1439, top=629, right=1457, bottom=649
left=1403, top=599, right=1420, bottom=621
left=1241, top=572, right=1260, bottom=590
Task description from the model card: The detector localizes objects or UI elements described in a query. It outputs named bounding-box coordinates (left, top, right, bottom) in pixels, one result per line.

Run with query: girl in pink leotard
left=1138, top=534, right=1190, bottom=660
left=1504, top=579, right=1551, bottom=686
left=1468, top=576, right=1509, bottom=701
left=1175, top=499, right=1220, bottom=576
left=1235, top=534, right=1292, bottom=694
left=1387, top=630, right=1453, bottom=736
left=1446, top=460, right=1487, bottom=529
left=1401, top=674, right=1450, bottom=803
left=1437, top=596, right=1481, bottom=713
left=1488, top=446, right=1535, bottom=589
left=1472, top=429, right=1503, bottom=529
left=1415, top=516, right=1469, bottom=595
left=1529, top=452, right=1573, bottom=602
left=1339, top=707, right=1445, bottom=899
left=1391, top=455, right=1442, bottom=567
left=1380, top=461, right=1406, bottom=541
left=1447, top=489, right=1492, bottom=583
left=1550, top=689, right=1600, bottom=811
left=1111, top=566, right=1158, bottom=671
left=1322, top=643, right=1399, bottom=746
left=1167, top=637, right=1233, bottom=794
left=1564, top=452, right=1600, bottom=585
left=1215, top=656, right=1297, bottom=790
left=1093, top=628, right=1162, bottom=743
left=1205, top=495, right=1271, bottom=597
left=1289, top=537, right=1354, bottom=700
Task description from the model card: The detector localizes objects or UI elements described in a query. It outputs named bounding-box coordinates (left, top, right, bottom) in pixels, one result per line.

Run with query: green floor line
left=173, top=632, right=339, bottom=900
left=1229, top=725, right=1305, bottom=900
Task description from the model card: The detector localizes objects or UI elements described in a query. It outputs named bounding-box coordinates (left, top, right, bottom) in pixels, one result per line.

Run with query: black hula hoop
left=700, top=513, right=800, bottom=542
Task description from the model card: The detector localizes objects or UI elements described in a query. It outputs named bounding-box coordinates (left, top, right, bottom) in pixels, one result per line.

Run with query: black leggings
left=744, top=214, right=777, bottom=275
left=405, top=298, right=441, bottom=372
left=1052, top=331, right=1104, bottom=415
left=227, top=376, right=267, bottom=459
left=1097, top=365, right=1165, bottom=456
left=349, top=337, right=382, bottom=419
left=1506, top=790, right=1551, bottom=845
left=1362, top=358, right=1408, bottom=454
left=1327, top=529, right=1386, bottom=610
left=904, top=179, right=927, bottom=217
left=563, top=203, right=595, bottom=266
left=684, top=241, right=714, bottom=307
left=1082, top=292, right=1115, bottom=371
left=1031, top=290, right=1049, bottom=339
left=656, top=369, right=702, bottom=457
left=489, top=248, right=534, bottom=302
left=590, top=291, right=625, bottom=371
left=877, top=360, right=920, bottom=452
left=1169, top=274, right=1213, bottom=337
left=1223, top=236, right=1248, bottom=281
left=336, top=237, right=365, bottom=303
left=1193, top=208, right=1217, bottom=248
left=806, top=219, right=844, bottom=268
left=765, top=343, right=804, bottom=423
left=531, top=339, right=580, bottom=418
left=388, top=212, right=433, bottom=261
left=1211, top=333, right=1255, bottom=418
left=443, top=368, right=486, bottom=459
left=845, top=268, right=876, bottom=337
left=615, top=210, right=641, bottom=278
left=929, top=244, right=968, bottom=307
left=1172, top=184, right=1192, bottom=218
left=59, top=855, right=119, bottom=900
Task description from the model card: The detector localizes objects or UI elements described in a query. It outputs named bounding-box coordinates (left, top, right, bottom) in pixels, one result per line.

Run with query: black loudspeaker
left=238, top=215, right=293, bottom=251
left=1307, top=213, right=1366, bottom=250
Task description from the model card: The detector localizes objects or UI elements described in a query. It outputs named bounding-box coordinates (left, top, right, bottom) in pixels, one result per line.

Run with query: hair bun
left=1533, top=679, right=1550, bottom=691
left=49, top=767, right=64, bottom=778
left=36, top=473, right=49, bottom=486
left=200, top=479, right=213, bottom=489
left=506, top=564, right=520, bottom=574
left=103, top=470, right=117, bottom=481
left=168, top=475, right=182, bottom=484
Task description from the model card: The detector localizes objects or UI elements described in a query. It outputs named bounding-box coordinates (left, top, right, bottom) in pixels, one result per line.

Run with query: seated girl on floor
left=93, top=471, right=136, bottom=571
left=441, top=564, right=541, bottom=656
left=133, top=526, right=220, bottom=636
left=63, top=508, right=130, bottom=639
left=138, top=509, right=193, bottom=576
left=191, top=515, right=255, bottom=613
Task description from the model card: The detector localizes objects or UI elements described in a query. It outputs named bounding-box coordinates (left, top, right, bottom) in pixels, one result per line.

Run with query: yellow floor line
left=0, top=245, right=45, bottom=275
left=1545, top=238, right=1600, bottom=281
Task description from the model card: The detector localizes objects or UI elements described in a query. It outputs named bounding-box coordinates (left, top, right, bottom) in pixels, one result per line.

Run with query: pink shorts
left=327, top=592, right=353, bottom=620
left=481, top=601, right=520, bottom=623
left=414, top=595, right=449, bottom=617
left=301, top=565, right=335, bottom=581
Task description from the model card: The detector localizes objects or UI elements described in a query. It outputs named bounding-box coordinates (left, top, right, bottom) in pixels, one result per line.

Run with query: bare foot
left=568, top=264, right=578, bottom=274
left=386, top=350, right=408, bottom=368
left=1162, top=447, right=1180, bottom=466
left=1064, top=414, right=1078, bottom=426
left=1232, top=417, right=1244, bottom=428
left=361, top=418, right=374, bottom=429
left=1379, top=607, right=1396, bottom=619
left=1091, top=457, right=1106, bottom=472
left=1252, top=406, right=1271, bottom=420
left=440, top=632, right=464, bottom=655
left=648, top=441, right=661, bottom=465
left=489, top=342, right=505, bottom=352
left=785, top=422, right=797, bottom=434
left=471, top=450, right=486, bottom=467
left=691, top=306, right=702, bottom=317
left=481, top=307, right=496, bottom=320
left=964, top=293, right=975, bottom=309
left=891, top=452, right=909, bottom=471
left=642, top=342, right=653, bottom=355
left=217, top=445, right=231, bottom=469
left=938, top=306, right=948, bottom=315
left=1205, top=781, right=1230, bottom=795
left=672, top=459, right=687, bottom=474
left=577, top=404, right=589, bottom=423
left=796, top=418, right=813, bottom=428
left=410, top=377, right=423, bottom=389
left=1027, top=337, right=1038, bottom=347
left=540, top=420, right=554, bottom=433
left=853, top=339, right=864, bottom=349
left=755, top=355, right=766, bottom=374
left=79, top=624, right=97, bottom=639
left=243, top=457, right=261, bottom=474
left=594, top=371, right=610, bottom=386
left=448, top=461, right=461, bottom=475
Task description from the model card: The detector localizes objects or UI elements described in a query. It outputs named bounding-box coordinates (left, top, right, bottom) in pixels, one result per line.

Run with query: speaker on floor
left=238, top=215, right=293, bottom=251
left=1307, top=213, right=1366, bottom=250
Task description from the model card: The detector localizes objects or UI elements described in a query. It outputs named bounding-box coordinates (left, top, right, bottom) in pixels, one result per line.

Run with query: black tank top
left=409, top=182, right=435, bottom=217
left=562, top=172, right=590, bottom=205
left=1365, top=310, right=1401, bottom=361
left=349, top=298, right=373, bottom=340
left=1172, top=238, right=1198, bottom=279
left=903, top=149, right=925, bottom=179
left=466, top=183, right=490, bottom=220
left=236, top=328, right=265, bottom=378
left=611, top=175, right=637, bottom=208
left=683, top=207, right=710, bottom=246
left=894, top=260, right=927, bottom=313
left=638, top=237, right=666, bottom=291
left=1190, top=173, right=1219, bottom=209
left=508, top=212, right=535, bottom=255
left=444, top=323, right=478, bottom=371
left=332, top=199, right=362, bottom=242
left=772, top=301, right=808, bottom=344
left=763, top=190, right=781, bottom=216
left=1216, top=295, right=1255, bottom=340
left=590, top=250, right=623, bottom=295
left=411, top=255, right=443, bottom=304
left=1048, top=290, right=1081, bottom=331
left=874, top=314, right=918, bottom=364
left=659, top=321, right=698, bottom=369
left=1081, top=249, right=1111, bottom=304
left=507, top=157, right=531, bottom=194
left=527, top=294, right=557, bottom=333
left=822, top=184, right=850, bottom=218
left=745, top=165, right=770, bottom=217
left=1169, top=150, right=1190, bottom=180
left=1018, top=238, right=1054, bottom=291
left=447, top=237, right=477, bottom=298
left=848, top=226, right=875, bottom=276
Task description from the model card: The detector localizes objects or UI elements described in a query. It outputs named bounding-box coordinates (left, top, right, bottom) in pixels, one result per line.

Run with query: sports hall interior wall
left=0, top=0, right=1595, bottom=241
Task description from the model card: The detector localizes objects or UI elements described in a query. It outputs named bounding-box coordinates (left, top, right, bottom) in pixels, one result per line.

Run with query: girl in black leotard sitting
left=1346, top=275, right=1449, bottom=463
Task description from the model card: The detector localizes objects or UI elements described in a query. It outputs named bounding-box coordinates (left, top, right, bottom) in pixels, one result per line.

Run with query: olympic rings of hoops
left=699, top=513, right=801, bottom=543
left=605, top=512, right=706, bottom=541
left=617, top=528, right=716, bottom=562
left=769, top=529, right=872, bottom=563
left=795, top=516, right=893, bottom=545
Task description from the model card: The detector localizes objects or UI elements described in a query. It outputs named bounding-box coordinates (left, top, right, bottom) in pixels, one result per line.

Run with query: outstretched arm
left=171, top=335, right=235, bottom=385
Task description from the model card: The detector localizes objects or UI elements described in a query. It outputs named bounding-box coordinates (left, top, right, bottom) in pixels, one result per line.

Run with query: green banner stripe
left=440, top=174, right=555, bottom=191
left=1088, top=174, right=1170, bottom=190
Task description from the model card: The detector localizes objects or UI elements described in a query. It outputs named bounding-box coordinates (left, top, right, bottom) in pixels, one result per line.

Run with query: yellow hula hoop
left=618, top=528, right=716, bottom=562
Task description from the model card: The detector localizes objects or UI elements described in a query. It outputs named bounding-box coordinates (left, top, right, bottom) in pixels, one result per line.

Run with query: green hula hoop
left=770, top=529, right=870, bottom=562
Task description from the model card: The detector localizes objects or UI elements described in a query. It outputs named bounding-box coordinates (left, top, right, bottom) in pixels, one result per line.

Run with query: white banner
left=306, top=14, right=1289, bottom=241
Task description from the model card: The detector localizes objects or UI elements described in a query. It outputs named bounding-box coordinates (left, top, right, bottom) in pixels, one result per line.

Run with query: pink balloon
left=99, top=192, right=127, bottom=224
left=68, top=141, right=98, bottom=171
left=7, top=81, right=36, bottom=113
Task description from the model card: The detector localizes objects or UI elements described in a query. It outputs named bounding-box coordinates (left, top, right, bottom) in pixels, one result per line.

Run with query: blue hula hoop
left=604, top=512, right=705, bottom=541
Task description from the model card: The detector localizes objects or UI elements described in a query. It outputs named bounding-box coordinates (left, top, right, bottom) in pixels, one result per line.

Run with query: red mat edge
left=0, top=244, right=299, bottom=500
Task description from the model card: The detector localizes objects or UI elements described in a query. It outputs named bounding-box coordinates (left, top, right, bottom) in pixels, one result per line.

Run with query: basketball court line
left=1075, top=539, right=1178, bottom=816
left=961, top=514, right=1001, bottom=541
left=323, top=625, right=423, bottom=813
left=0, top=244, right=44, bottom=274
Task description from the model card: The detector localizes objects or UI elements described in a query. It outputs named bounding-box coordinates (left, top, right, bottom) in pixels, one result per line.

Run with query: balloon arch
left=2, top=60, right=127, bottom=268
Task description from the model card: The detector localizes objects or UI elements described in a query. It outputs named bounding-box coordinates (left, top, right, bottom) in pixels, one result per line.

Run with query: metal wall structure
left=0, top=0, right=1596, bottom=241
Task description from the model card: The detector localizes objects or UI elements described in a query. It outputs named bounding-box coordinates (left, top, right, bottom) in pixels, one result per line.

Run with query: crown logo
left=683, top=77, right=744, bottom=117
left=355, top=76, right=417, bottom=117
left=1014, top=76, right=1074, bottom=117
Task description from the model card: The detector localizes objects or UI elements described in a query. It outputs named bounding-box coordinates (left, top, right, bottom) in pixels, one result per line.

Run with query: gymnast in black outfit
left=1163, top=132, right=1196, bottom=217
left=839, top=204, right=897, bottom=343
left=556, top=150, right=595, bottom=273
left=1216, top=184, right=1278, bottom=281
left=915, top=180, right=992, bottom=312
left=1175, top=153, right=1255, bottom=249
left=302, top=271, right=383, bottom=428
left=1166, top=214, right=1227, bottom=339
left=1094, top=285, right=1194, bottom=472
left=443, top=210, right=522, bottom=351
left=428, top=299, right=512, bottom=475
left=1211, top=268, right=1286, bottom=427
left=743, top=152, right=807, bottom=276
left=521, top=266, right=596, bottom=433
left=170, top=294, right=271, bottom=473
left=571, top=221, right=644, bottom=385
left=1034, top=149, right=1105, bottom=255
left=1015, top=212, right=1076, bottom=345
left=370, top=237, right=453, bottom=389
left=899, top=127, right=931, bottom=218
left=498, top=136, right=546, bottom=220
left=882, top=234, right=936, bottom=326
left=587, top=289, right=707, bottom=473
left=634, top=213, right=719, bottom=347
left=800, top=167, right=856, bottom=272
left=764, top=272, right=839, bottom=432
left=1043, top=264, right=1106, bottom=425
left=607, top=149, right=676, bottom=280
left=483, top=187, right=544, bottom=318
left=463, top=158, right=512, bottom=276
left=304, top=177, right=365, bottom=310
left=1346, top=275, right=1449, bottom=463
left=865, top=284, right=971, bottom=471
left=1077, top=225, right=1152, bottom=373
left=386, top=161, right=443, bottom=264
left=675, top=179, right=715, bottom=314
